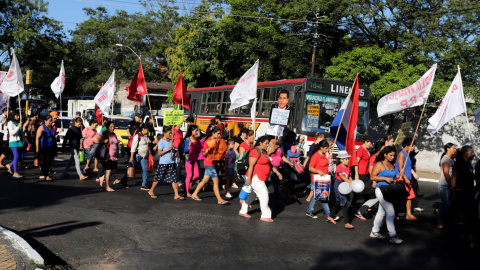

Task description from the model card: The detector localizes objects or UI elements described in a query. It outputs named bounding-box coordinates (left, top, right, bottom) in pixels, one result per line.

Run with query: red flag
left=95, top=104, right=102, bottom=125
left=173, top=71, right=190, bottom=110
left=125, top=62, right=147, bottom=104
left=346, top=75, right=359, bottom=167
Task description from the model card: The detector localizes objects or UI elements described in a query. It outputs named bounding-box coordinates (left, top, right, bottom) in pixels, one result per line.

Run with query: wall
left=368, top=106, right=478, bottom=174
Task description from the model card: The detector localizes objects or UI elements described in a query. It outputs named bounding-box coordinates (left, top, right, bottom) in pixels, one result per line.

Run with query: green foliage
left=325, top=46, right=450, bottom=101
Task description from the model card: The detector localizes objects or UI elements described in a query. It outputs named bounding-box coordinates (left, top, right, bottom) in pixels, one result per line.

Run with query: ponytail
left=440, top=143, right=455, bottom=166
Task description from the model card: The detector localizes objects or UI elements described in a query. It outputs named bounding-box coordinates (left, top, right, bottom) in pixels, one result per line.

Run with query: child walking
left=224, top=139, right=236, bottom=198
left=329, top=151, right=355, bottom=229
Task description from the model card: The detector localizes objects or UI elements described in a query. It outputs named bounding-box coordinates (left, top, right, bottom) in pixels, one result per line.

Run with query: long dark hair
left=104, top=121, right=114, bottom=135
left=185, top=124, right=199, bottom=139
left=8, top=111, right=19, bottom=122
left=376, top=146, right=396, bottom=163
left=440, top=143, right=455, bottom=165
left=371, top=140, right=385, bottom=155
left=310, top=139, right=330, bottom=157
left=206, top=126, right=221, bottom=138
left=254, top=135, right=270, bottom=147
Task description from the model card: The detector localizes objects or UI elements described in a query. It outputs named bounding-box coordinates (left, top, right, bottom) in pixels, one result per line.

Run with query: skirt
left=153, top=163, right=178, bottom=183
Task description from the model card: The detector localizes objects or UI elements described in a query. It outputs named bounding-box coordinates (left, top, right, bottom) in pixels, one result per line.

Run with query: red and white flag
left=0, top=71, right=7, bottom=85
left=0, top=50, right=24, bottom=97
left=125, top=62, right=147, bottom=104
left=229, top=60, right=258, bottom=111
left=427, top=69, right=466, bottom=135
left=51, top=60, right=66, bottom=99
left=95, top=103, right=102, bottom=125
left=0, top=92, right=8, bottom=112
left=377, top=64, right=437, bottom=117
left=94, top=70, right=115, bottom=117
left=173, top=71, right=190, bottom=110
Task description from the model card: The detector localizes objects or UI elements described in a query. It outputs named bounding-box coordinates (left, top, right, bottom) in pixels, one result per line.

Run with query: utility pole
left=26, top=70, right=32, bottom=116
left=310, top=13, right=320, bottom=78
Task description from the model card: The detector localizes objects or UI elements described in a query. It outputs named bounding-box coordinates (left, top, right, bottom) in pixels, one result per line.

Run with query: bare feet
left=106, top=187, right=115, bottom=192
left=80, top=175, right=88, bottom=181
left=147, top=192, right=157, bottom=198
left=5, top=164, right=12, bottom=174
left=12, top=173, right=23, bottom=178
left=406, top=215, right=419, bottom=221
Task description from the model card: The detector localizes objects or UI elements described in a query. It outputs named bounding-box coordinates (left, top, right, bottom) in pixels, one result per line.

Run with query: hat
left=49, top=111, right=58, bottom=118
left=337, top=150, right=351, bottom=159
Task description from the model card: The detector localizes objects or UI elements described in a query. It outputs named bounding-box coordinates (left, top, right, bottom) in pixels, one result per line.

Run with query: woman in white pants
left=369, top=146, right=404, bottom=244
left=62, top=118, right=88, bottom=180
left=239, top=136, right=283, bottom=222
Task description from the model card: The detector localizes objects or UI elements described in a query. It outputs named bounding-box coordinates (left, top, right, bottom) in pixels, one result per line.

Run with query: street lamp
left=115, top=43, right=141, bottom=62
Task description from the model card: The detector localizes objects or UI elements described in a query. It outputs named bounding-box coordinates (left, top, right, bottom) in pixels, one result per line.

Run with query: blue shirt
left=158, top=139, right=175, bottom=164
left=395, top=149, right=412, bottom=180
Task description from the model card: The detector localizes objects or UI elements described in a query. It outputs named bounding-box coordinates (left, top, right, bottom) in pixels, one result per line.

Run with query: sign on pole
left=269, top=108, right=290, bottom=126
left=164, top=110, right=184, bottom=125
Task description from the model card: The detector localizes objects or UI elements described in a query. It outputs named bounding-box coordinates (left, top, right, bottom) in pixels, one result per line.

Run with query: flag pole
left=252, top=60, right=259, bottom=139
left=110, top=69, right=115, bottom=117
left=400, top=99, right=428, bottom=174
left=458, top=65, right=473, bottom=144
left=332, top=74, right=357, bottom=149
left=60, top=93, right=63, bottom=130
left=12, top=50, right=22, bottom=123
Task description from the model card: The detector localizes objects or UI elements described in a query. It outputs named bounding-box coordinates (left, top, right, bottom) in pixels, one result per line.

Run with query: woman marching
left=62, top=118, right=88, bottom=180
left=36, top=115, right=57, bottom=181
left=190, top=126, right=228, bottom=204
left=6, top=111, right=24, bottom=178
left=82, top=120, right=98, bottom=173
left=149, top=126, right=184, bottom=200
left=130, top=125, right=152, bottom=191
left=183, top=124, right=202, bottom=197
left=329, top=151, right=355, bottom=229
left=239, top=136, right=283, bottom=222
left=92, top=121, right=120, bottom=192
left=369, top=146, right=404, bottom=244
left=437, top=143, right=456, bottom=229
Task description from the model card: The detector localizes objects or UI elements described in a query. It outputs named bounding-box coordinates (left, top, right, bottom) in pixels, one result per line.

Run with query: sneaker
left=222, top=185, right=225, bottom=190
left=225, top=192, right=232, bottom=198
left=306, top=212, right=318, bottom=219
left=141, top=185, right=150, bottom=191
left=389, top=235, right=403, bottom=244
left=370, top=231, right=386, bottom=239
left=414, top=207, right=425, bottom=213
left=231, top=183, right=239, bottom=189
left=333, top=216, right=340, bottom=221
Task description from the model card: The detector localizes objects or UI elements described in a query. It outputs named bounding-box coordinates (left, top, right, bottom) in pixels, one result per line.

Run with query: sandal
left=106, top=188, right=115, bottom=192
left=191, top=197, right=202, bottom=201
left=5, top=165, right=12, bottom=174
left=345, top=224, right=355, bottom=229
left=46, top=177, right=53, bottom=181
left=80, top=176, right=88, bottom=181
left=239, top=213, right=251, bottom=219
left=355, top=214, right=367, bottom=220
left=147, top=192, right=157, bottom=198
left=174, top=196, right=186, bottom=200
left=113, top=179, right=121, bottom=185
left=217, top=201, right=228, bottom=205
left=327, top=217, right=337, bottom=225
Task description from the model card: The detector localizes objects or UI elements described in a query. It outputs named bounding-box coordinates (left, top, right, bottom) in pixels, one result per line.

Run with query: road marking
left=418, top=177, right=438, bottom=183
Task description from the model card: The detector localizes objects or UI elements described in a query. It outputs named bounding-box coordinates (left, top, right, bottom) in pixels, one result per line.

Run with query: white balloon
left=351, top=179, right=365, bottom=193
left=338, top=182, right=352, bottom=195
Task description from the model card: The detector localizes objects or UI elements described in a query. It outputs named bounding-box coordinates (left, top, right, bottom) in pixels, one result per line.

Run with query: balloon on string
left=351, top=179, right=365, bottom=193
left=338, top=182, right=352, bottom=195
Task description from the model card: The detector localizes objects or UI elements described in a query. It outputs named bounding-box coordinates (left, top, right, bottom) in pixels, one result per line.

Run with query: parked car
left=55, top=117, right=71, bottom=148
left=143, top=116, right=163, bottom=137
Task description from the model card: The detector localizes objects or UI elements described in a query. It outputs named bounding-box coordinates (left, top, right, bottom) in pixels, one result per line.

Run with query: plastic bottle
left=239, top=184, right=252, bottom=200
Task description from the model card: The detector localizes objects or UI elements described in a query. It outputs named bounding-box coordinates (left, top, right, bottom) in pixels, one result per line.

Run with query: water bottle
left=239, top=184, right=252, bottom=200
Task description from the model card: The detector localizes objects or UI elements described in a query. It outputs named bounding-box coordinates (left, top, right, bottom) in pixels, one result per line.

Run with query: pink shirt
left=82, top=127, right=96, bottom=149
left=98, top=131, right=119, bottom=161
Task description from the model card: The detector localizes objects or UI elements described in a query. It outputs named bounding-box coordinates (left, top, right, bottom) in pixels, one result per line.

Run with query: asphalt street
left=0, top=153, right=478, bottom=270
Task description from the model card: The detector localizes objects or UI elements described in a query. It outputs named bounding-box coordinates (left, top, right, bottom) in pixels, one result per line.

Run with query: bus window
left=206, top=92, right=222, bottom=114
left=302, top=93, right=340, bottom=133
left=201, top=93, right=208, bottom=114
left=222, top=90, right=233, bottom=115
left=340, top=98, right=369, bottom=134
left=238, top=90, right=260, bottom=116
left=260, top=87, right=278, bottom=117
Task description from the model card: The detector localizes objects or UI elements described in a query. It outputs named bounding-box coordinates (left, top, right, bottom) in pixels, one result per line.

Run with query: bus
left=186, top=78, right=371, bottom=149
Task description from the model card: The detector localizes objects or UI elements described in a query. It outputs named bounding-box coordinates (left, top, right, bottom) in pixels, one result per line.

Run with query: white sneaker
left=306, top=212, right=318, bottom=219
left=370, top=231, right=386, bottom=239
left=389, top=235, right=403, bottom=244
left=225, top=192, right=232, bottom=198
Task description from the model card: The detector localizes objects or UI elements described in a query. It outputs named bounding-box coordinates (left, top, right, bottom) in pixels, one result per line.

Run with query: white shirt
left=0, top=114, right=6, bottom=134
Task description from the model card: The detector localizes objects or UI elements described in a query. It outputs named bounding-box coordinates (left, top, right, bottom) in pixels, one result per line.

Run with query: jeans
left=204, top=165, right=218, bottom=179
left=268, top=167, right=282, bottom=201
left=438, top=184, right=451, bottom=226
left=136, top=154, right=149, bottom=186
left=64, top=149, right=84, bottom=178
left=373, top=188, right=397, bottom=237
left=239, top=175, right=271, bottom=219
left=306, top=183, right=330, bottom=217
left=84, top=148, right=94, bottom=161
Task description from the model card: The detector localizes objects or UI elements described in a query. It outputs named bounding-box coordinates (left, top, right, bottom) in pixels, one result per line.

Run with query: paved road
left=0, top=153, right=477, bottom=269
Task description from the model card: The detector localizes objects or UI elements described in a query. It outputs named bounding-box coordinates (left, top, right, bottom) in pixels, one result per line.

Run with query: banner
left=0, top=50, right=24, bottom=97
left=125, top=62, right=147, bottom=104
left=163, top=110, right=184, bottom=125
left=51, top=60, right=66, bottom=99
left=270, top=108, right=290, bottom=126
left=229, top=60, right=259, bottom=111
left=377, top=64, right=437, bottom=117
left=0, top=71, right=6, bottom=85
left=94, top=70, right=115, bottom=117
left=427, top=70, right=466, bottom=135
left=0, top=92, right=8, bottom=112
left=475, top=108, right=480, bottom=126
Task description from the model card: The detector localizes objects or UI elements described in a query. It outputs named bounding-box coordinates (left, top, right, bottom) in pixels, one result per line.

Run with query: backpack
left=235, top=147, right=261, bottom=175
left=221, top=124, right=230, bottom=140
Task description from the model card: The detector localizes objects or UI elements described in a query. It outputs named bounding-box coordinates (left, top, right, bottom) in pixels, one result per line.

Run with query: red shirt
left=202, top=137, right=216, bottom=167
left=309, top=151, right=329, bottom=182
left=369, top=154, right=377, bottom=169
left=240, top=141, right=252, bottom=152
left=249, top=148, right=271, bottom=181
left=357, top=146, right=370, bottom=175
left=217, top=123, right=224, bottom=137
left=335, top=164, right=351, bottom=182
left=172, top=128, right=183, bottom=148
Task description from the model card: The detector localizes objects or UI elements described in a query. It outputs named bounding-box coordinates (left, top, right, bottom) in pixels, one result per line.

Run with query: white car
left=55, top=116, right=71, bottom=148
left=143, top=116, right=163, bottom=137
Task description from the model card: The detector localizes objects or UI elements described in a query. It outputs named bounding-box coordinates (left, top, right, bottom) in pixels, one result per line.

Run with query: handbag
left=379, top=180, right=410, bottom=202
left=90, top=143, right=107, bottom=160
left=142, top=136, right=155, bottom=173
left=127, top=127, right=139, bottom=148
left=127, top=162, right=135, bottom=178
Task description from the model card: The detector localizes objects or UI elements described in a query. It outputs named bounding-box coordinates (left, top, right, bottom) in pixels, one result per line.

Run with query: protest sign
left=266, top=124, right=284, bottom=137
left=164, top=110, right=184, bottom=125
left=270, top=108, right=290, bottom=126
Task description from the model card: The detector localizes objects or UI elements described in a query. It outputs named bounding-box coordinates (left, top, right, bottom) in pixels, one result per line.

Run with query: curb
left=0, top=226, right=44, bottom=266
left=418, top=177, right=439, bottom=183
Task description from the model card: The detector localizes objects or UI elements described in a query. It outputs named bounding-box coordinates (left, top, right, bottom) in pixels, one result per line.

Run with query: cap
left=49, top=111, right=58, bottom=118
left=337, top=150, right=351, bottom=159
left=76, top=111, right=81, bottom=115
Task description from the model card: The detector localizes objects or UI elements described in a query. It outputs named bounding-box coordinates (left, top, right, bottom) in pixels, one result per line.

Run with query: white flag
left=51, top=61, right=66, bottom=99
left=427, top=70, right=466, bottom=135
left=0, top=50, right=24, bottom=97
left=377, top=64, right=437, bottom=117
left=0, top=71, right=7, bottom=86
left=0, top=92, right=8, bottom=112
left=229, top=60, right=259, bottom=111
left=94, top=70, right=115, bottom=117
